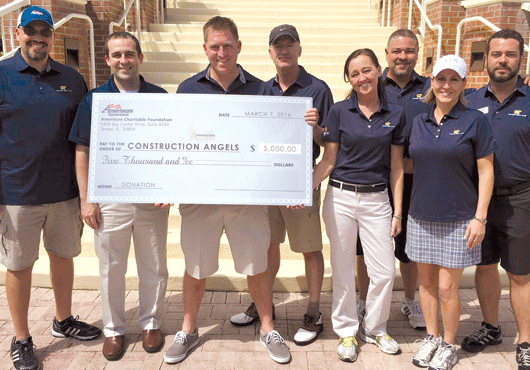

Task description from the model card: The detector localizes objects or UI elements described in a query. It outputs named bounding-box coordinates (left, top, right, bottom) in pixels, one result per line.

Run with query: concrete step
left=165, top=8, right=379, bottom=23
left=166, top=0, right=373, bottom=7
left=148, top=23, right=389, bottom=34
left=141, top=31, right=392, bottom=44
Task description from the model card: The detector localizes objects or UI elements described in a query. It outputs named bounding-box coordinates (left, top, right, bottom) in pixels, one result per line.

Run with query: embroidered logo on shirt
left=56, top=86, right=72, bottom=92
left=382, top=121, right=395, bottom=128
left=508, top=110, right=527, bottom=117
left=412, top=93, right=423, bottom=100
left=323, top=127, right=329, bottom=139
left=449, top=130, right=464, bottom=136
left=477, top=107, right=489, bottom=114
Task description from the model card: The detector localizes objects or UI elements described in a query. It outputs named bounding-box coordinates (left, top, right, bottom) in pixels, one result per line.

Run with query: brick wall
left=381, top=0, right=530, bottom=90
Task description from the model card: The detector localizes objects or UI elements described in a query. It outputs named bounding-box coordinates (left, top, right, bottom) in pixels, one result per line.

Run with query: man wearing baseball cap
left=230, top=24, right=333, bottom=346
left=0, top=6, right=101, bottom=370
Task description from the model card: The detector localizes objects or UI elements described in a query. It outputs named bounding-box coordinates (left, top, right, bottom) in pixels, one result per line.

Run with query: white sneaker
left=412, top=334, right=441, bottom=367
left=356, top=299, right=366, bottom=326
left=337, top=336, right=358, bottom=362
left=402, top=298, right=426, bottom=329
left=360, top=328, right=400, bottom=355
left=428, top=342, right=457, bottom=370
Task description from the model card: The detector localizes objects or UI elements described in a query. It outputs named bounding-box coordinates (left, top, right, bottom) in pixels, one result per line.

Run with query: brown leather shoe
left=142, top=329, right=163, bottom=353
left=103, top=335, right=125, bottom=361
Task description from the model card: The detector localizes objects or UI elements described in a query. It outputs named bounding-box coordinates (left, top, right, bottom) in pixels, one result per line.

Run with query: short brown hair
left=203, top=16, right=238, bottom=43
left=387, top=29, right=419, bottom=50
left=105, top=31, right=142, bottom=57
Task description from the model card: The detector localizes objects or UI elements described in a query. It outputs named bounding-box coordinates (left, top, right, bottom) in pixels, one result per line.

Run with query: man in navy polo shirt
left=229, top=24, right=333, bottom=346
left=164, top=16, right=317, bottom=365
left=356, top=29, right=428, bottom=330
left=0, top=6, right=101, bottom=370
left=463, top=29, right=530, bottom=370
left=70, top=32, right=169, bottom=362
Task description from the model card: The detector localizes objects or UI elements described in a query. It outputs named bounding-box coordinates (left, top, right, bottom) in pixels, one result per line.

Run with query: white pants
left=322, top=185, right=395, bottom=339
left=95, top=203, right=169, bottom=337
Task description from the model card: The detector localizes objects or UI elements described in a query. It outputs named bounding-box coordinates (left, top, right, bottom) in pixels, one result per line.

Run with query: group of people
left=1, top=5, right=529, bottom=370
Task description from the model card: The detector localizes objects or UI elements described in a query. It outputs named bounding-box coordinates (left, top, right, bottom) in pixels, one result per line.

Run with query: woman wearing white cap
left=406, top=55, right=497, bottom=370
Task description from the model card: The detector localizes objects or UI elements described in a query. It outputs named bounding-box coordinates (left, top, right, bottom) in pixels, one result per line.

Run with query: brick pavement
left=0, top=285, right=519, bottom=369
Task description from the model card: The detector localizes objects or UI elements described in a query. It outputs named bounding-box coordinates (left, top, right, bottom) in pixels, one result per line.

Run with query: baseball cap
left=17, top=6, right=54, bottom=30
left=432, top=54, right=467, bottom=79
left=269, top=24, right=300, bottom=45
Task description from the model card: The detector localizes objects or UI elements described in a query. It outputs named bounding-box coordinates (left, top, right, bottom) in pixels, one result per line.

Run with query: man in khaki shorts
left=230, top=24, right=333, bottom=346
left=0, top=6, right=100, bottom=370
left=163, top=17, right=318, bottom=365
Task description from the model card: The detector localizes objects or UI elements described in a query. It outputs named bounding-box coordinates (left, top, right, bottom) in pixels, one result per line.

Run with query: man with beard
left=0, top=6, right=101, bottom=370
left=463, top=29, right=530, bottom=370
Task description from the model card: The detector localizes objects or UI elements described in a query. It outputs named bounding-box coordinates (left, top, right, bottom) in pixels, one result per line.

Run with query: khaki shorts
left=269, top=187, right=323, bottom=253
left=0, top=197, right=83, bottom=271
left=179, top=204, right=270, bottom=279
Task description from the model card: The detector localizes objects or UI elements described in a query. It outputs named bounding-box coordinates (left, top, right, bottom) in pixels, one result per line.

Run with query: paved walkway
left=0, top=286, right=520, bottom=369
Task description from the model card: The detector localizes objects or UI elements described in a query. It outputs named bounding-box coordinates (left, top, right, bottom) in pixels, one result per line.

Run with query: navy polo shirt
left=322, top=94, right=407, bottom=185
left=70, top=75, right=166, bottom=147
left=466, top=77, right=530, bottom=189
left=177, top=65, right=272, bottom=96
left=268, top=66, right=334, bottom=160
left=0, top=50, right=88, bottom=205
left=408, top=103, right=497, bottom=222
left=382, top=68, right=430, bottom=128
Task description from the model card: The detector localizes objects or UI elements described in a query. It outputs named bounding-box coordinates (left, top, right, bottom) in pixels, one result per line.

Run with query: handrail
left=407, top=0, right=442, bottom=60
left=455, top=16, right=530, bottom=75
left=109, top=0, right=141, bottom=44
left=55, top=14, right=97, bottom=89
left=0, top=0, right=31, bottom=54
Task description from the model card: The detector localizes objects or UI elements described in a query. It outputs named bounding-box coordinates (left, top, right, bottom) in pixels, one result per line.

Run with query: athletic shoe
left=401, top=298, right=426, bottom=329
left=337, top=336, right=358, bottom=362
left=164, top=330, right=200, bottom=364
left=357, top=299, right=366, bottom=326
left=293, top=313, right=323, bottom=345
left=412, top=334, right=441, bottom=367
left=360, top=328, right=400, bottom=354
left=260, top=329, right=291, bottom=364
left=230, top=302, right=276, bottom=326
left=516, top=343, right=530, bottom=370
left=428, top=342, right=457, bottom=370
left=461, top=321, right=502, bottom=353
left=51, top=315, right=101, bottom=341
left=11, top=336, right=40, bottom=370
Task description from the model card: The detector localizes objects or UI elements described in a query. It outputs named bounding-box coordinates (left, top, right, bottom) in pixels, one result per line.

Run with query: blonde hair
left=422, top=87, right=467, bottom=106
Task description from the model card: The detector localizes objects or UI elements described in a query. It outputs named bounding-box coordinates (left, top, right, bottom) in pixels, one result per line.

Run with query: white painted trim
left=461, top=0, right=525, bottom=9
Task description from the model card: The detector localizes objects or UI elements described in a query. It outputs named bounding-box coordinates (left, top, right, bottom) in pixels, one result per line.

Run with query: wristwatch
left=473, top=216, right=487, bottom=225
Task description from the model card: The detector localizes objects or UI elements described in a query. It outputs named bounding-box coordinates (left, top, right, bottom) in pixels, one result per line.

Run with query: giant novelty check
left=87, top=93, right=313, bottom=205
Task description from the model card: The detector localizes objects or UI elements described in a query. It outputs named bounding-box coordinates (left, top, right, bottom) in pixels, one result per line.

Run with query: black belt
left=493, top=181, right=530, bottom=196
left=329, top=179, right=387, bottom=193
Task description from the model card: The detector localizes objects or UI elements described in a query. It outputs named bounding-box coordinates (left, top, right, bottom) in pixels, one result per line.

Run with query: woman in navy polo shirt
left=406, top=55, right=496, bottom=370
left=313, top=48, right=406, bottom=362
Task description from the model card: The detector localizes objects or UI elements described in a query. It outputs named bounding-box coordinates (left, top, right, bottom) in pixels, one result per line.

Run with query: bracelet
left=393, top=215, right=402, bottom=220
left=473, top=216, right=487, bottom=225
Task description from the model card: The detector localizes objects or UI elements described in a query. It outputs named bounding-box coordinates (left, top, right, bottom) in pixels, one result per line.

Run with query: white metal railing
left=407, top=0, right=442, bottom=60
left=455, top=16, right=530, bottom=75
left=109, top=0, right=165, bottom=40
left=0, top=0, right=30, bottom=54
left=109, top=0, right=141, bottom=43
left=0, top=3, right=96, bottom=89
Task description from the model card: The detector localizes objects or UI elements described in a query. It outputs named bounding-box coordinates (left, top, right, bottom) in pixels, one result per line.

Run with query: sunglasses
left=21, top=27, right=53, bottom=38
